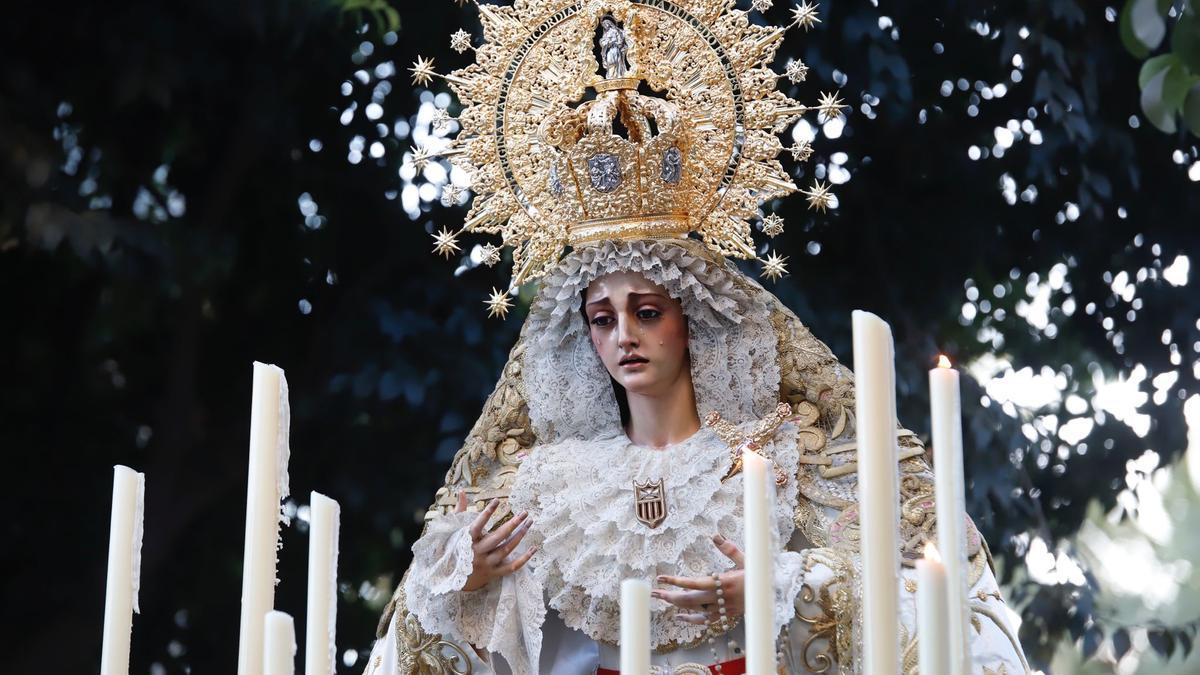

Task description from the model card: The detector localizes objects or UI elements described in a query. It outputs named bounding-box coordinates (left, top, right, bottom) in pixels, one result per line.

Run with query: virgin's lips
left=619, top=354, right=648, bottom=366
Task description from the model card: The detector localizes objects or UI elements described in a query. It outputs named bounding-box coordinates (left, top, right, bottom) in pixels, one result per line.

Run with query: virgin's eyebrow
left=585, top=290, right=668, bottom=307
left=627, top=291, right=670, bottom=302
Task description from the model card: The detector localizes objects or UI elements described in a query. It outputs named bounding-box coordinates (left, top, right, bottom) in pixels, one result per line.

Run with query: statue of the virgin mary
left=370, top=2, right=1030, bottom=673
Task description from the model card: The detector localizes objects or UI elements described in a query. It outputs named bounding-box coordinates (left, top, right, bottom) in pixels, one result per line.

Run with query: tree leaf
left=1122, top=0, right=1152, bottom=58
left=1163, top=64, right=1199, bottom=112
left=1141, top=66, right=1179, bottom=132
left=1113, top=628, right=1132, bottom=660
left=1188, top=85, right=1200, bottom=136
left=1131, top=0, right=1168, bottom=51
left=1139, top=54, right=1177, bottom=89
left=1173, top=6, right=1200, bottom=73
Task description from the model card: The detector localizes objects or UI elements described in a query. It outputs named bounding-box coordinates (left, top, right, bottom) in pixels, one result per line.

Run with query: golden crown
left=408, top=0, right=846, bottom=317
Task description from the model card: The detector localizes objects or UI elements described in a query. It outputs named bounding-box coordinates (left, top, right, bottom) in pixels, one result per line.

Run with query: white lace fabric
left=514, top=423, right=803, bottom=651
left=403, top=511, right=477, bottom=628
left=403, top=425, right=808, bottom=673
left=402, top=510, right=546, bottom=674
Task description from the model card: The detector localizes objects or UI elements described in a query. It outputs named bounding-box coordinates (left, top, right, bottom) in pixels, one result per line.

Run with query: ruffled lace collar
left=508, top=422, right=801, bottom=648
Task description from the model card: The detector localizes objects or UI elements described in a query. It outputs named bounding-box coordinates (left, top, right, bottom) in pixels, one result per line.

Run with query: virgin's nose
left=617, top=314, right=639, bottom=351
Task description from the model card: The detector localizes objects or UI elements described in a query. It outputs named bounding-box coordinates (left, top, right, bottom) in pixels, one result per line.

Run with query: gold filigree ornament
left=408, top=0, right=847, bottom=315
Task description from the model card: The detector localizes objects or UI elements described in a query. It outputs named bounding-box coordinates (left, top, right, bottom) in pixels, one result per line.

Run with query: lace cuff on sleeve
left=773, top=549, right=810, bottom=634
left=402, top=511, right=478, bottom=638
left=402, top=510, right=546, bottom=674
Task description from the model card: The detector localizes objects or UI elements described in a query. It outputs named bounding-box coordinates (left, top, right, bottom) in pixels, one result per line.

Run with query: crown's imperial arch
left=409, top=0, right=844, bottom=314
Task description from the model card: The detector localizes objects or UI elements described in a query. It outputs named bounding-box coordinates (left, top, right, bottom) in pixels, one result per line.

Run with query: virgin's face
left=584, top=271, right=690, bottom=396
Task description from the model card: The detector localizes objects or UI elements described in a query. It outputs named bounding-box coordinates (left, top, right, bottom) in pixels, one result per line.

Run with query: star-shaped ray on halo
left=790, top=2, right=822, bottom=30
left=431, top=107, right=454, bottom=133
left=409, top=145, right=434, bottom=172
left=449, top=29, right=473, bottom=54
left=441, top=184, right=464, bottom=207
left=761, top=213, right=785, bottom=237
left=409, top=56, right=437, bottom=87
left=431, top=226, right=461, bottom=259
left=816, top=91, right=848, bottom=123
left=751, top=0, right=773, bottom=12
left=803, top=180, right=835, bottom=212
left=760, top=252, right=790, bottom=281
left=784, top=59, right=809, bottom=84
left=484, top=287, right=513, bottom=319
left=787, top=140, right=813, bottom=162
left=480, top=243, right=502, bottom=267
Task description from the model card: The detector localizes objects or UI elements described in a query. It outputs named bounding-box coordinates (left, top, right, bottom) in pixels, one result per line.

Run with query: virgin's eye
left=590, top=315, right=614, bottom=327
left=636, top=308, right=662, bottom=320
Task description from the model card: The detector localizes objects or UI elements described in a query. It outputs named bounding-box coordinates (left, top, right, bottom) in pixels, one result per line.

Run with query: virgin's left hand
left=653, top=534, right=745, bottom=625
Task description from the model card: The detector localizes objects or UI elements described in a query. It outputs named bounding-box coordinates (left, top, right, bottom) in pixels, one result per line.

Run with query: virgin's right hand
left=455, top=491, right=537, bottom=592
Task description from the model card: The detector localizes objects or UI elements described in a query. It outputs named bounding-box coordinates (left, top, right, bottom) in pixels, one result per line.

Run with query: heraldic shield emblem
left=633, top=478, right=667, bottom=528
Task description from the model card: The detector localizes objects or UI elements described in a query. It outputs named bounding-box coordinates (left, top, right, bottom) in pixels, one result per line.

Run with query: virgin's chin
left=617, top=374, right=661, bottom=394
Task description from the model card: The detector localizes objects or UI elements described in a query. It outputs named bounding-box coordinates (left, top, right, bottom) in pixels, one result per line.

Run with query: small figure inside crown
left=599, top=16, right=632, bottom=79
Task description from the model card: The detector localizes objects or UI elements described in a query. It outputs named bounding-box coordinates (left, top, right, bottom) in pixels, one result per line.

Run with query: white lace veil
left=522, top=238, right=782, bottom=442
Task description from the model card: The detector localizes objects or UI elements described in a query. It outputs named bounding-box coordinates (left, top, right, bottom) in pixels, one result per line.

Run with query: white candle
left=852, top=310, right=901, bottom=675
left=620, top=579, right=650, bottom=674
left=305, top=492, right=341, bottom=675
left=929, top=356, right=971, bottom=675
left=742, top=448, right=776, bottom=675
left=917, top=543, right=951, bottom=675
left=100, top=465, right=145, bottom=675
left=264, top=610, right=298, bottom=675
left=238, top=362, right=292, bottom=675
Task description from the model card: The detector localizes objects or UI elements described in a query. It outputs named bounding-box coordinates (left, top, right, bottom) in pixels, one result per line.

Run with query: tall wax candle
left=305, top=492, right=341, bottom=675
left=264, top=610, right=298, bottom=675
left=237, top=362, right=292, bottom=675
left=100, top=465, right=145, bottom=675
left=620, top=579, right=650, bottom=674
left=929, top=356, right=971, bottom=675
left=917, top=543, right=951, bottom=675
left=851, top=310, right=901, bottom=675
left=742, top=449, right=776, bottom=675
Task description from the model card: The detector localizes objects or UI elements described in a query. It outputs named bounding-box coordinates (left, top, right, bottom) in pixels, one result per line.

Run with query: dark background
left=2, top=0, right=1198, bottom=672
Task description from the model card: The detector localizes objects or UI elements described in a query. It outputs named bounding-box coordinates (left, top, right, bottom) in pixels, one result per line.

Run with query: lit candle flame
left=936, top=354, right=952, bottom=369
left=923, top=541, right=942, bottom=563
